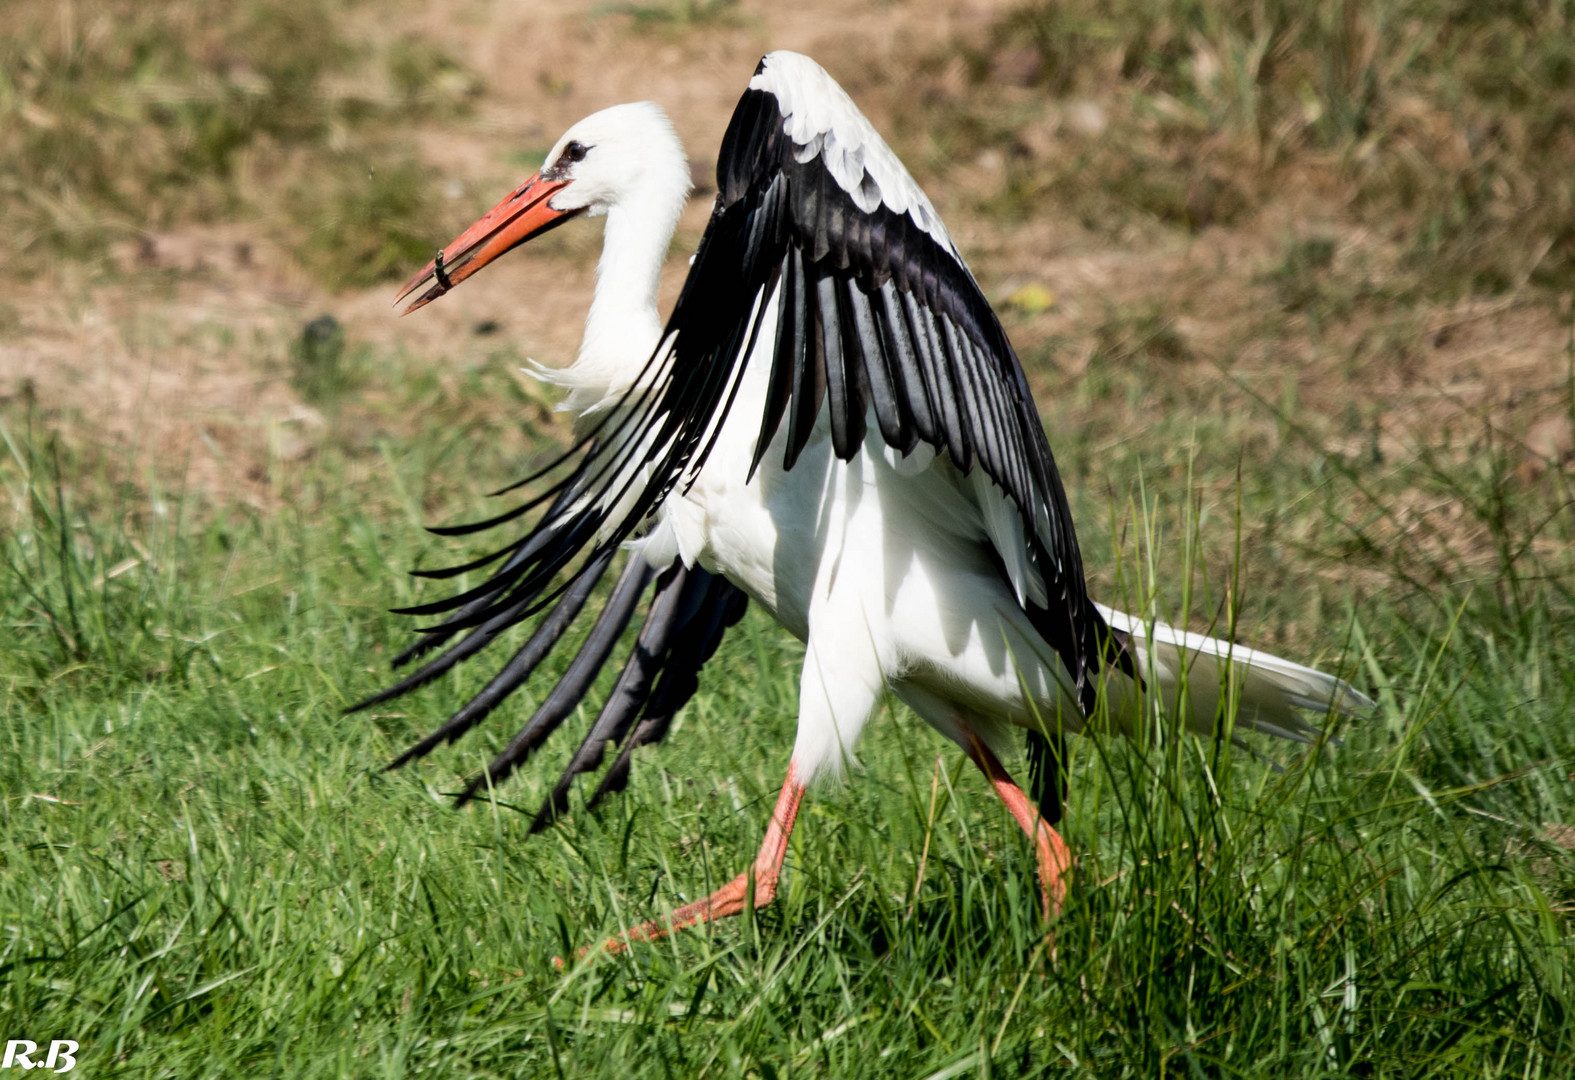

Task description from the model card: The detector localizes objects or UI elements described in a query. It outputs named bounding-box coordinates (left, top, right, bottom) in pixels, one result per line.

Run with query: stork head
left=395, top=102, right=690, bottom=314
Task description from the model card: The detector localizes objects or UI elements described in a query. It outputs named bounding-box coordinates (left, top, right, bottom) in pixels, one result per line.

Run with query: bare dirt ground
left=3, top=0, right=1570, bottom=511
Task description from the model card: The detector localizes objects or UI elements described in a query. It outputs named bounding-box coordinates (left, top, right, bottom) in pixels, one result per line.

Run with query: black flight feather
left=1025, top=727, right=1068, bottom=826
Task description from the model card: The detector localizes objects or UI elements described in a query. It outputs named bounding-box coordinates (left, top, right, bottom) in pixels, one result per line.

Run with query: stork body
left=364, top=52, right=1370, bottom=950
left=666, top=358, right=1096, bottom=768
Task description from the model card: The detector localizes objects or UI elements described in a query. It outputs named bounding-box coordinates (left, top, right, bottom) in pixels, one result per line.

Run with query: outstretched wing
left=682, top=51, right=1124, bottom=710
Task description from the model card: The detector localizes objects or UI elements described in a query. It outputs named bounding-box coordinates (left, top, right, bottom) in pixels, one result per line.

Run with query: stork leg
left=598, top=760, right=806, bottom=955
left=961, top=731, right=1071, bottom=920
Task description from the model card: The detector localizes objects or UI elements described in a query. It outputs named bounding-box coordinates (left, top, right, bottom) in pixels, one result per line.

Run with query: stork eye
left=560, top=141, right=589, bottom=165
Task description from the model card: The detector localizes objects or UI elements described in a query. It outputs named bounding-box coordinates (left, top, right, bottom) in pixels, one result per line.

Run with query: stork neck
left=580, top=193, right=682, bottom=373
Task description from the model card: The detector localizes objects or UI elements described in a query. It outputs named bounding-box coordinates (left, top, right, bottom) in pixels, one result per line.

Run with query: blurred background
left=3, top=0, right=1571, bottom=523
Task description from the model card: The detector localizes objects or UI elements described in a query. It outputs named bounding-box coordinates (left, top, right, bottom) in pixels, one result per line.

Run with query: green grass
left=0, top=0, right=470, bottom=287
left=4, top=337, right=1574, bottom=1077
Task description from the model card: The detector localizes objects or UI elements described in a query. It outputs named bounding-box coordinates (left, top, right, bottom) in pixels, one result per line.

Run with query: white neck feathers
left=541, top=158, right=691, bottom=420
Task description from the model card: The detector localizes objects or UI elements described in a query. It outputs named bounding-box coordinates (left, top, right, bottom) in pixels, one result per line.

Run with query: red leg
left=597, top=760, right=806, bottom=956
left=961, top=733, right=1071, bottom=920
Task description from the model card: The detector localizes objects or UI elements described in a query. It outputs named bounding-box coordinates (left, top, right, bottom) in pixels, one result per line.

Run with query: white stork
left=356, top=52, right=1370, bottom=952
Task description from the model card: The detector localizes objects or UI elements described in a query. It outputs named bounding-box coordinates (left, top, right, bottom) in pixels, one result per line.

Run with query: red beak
left=394, top=172, right=580, bottom=314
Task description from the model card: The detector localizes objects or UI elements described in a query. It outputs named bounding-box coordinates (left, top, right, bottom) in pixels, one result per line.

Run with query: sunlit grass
left=3, top=335, right=1573, bottom=1075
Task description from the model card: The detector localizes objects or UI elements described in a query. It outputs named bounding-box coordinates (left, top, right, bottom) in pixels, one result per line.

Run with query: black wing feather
left=818, top=273, right=861, bottom=460
left=844, top=280, right=904, bottom=450
left=876, top=281, right=937, bottom=446
left=454, top=551, right=653, bottom=805
left=377, top=548, right=621, bottom=768
left=587, top=573, right=749, bottom=810
left=785, top=250, right=826, bottom=470
left=751, top=245, right=801, bottom=481
left=1025, top=727, right=1068, bottom=826
left=833, top=278, right=872, bottom=455
left=360, top=133, right=778, bottom=816
left=528, top=559, right=737, bottom=831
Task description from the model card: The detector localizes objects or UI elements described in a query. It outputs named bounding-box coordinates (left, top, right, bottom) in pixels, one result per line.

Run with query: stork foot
left=600, top=863, right=780, bottom=955
left=562, top=762, right=805, bottom=964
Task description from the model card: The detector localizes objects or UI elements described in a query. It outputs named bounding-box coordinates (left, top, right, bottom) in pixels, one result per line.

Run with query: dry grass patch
left=0, top=0, right=478, bottom=288
left=903, top=0, right=1575, bottom=298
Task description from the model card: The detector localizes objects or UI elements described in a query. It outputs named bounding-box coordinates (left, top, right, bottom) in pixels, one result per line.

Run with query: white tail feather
left=1095, top=602, right=1373, bottom=741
